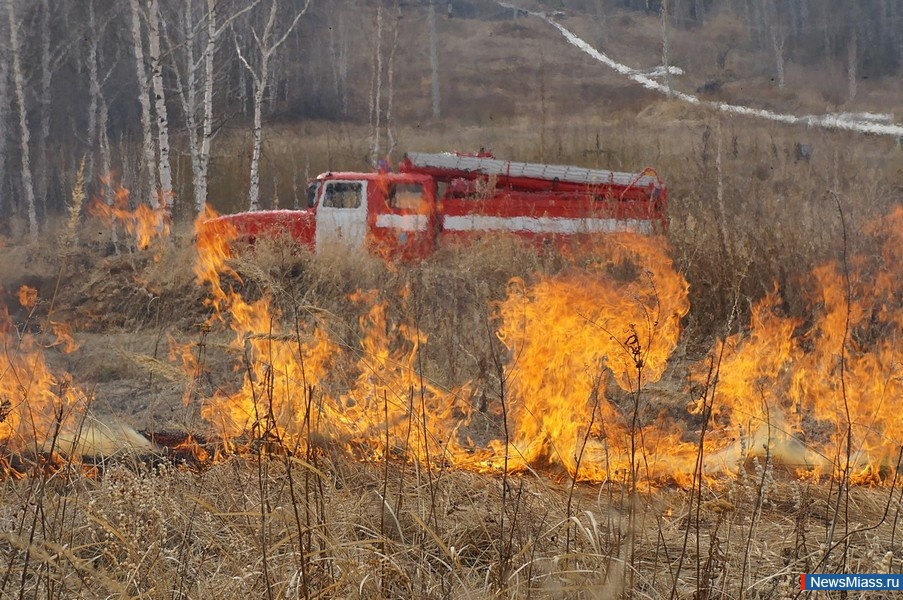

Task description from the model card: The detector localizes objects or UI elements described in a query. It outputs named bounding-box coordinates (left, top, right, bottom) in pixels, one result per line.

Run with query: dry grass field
left=1, top=4, right=902, bottom=599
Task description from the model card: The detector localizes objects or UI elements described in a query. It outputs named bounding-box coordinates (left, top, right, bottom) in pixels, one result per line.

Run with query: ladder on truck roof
left=401, top=152, right=664, bottom=194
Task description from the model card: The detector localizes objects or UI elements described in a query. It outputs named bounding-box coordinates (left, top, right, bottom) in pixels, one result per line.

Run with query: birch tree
left=234, top=0, right=312, bottom=211
left=368, top=2, right=384, bottom=166
left=7, top=0, right=38, bottom=237
left=86, top=0, right=118, bottom=244
left=129, top=0, right=159, bottom=210
left=85, top=0, right=106, bottom=190
left=146, top=0, right=175, bottom=214
left=771, top=26, right=786, bottom=91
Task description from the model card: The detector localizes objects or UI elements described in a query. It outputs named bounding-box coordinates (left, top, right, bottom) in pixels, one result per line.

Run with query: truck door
left=315, top=180, right=367, bottom=252
left=372, top=180, right=437, bottom=259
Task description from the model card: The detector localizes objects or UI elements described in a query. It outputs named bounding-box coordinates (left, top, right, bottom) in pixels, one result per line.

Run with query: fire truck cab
left=309, top=170, right=439, bottom=259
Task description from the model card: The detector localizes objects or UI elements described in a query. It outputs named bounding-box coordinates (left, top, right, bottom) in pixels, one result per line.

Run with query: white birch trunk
left=98, top=98, right=113, bottom=209
left=771, top=27, right=786, bottom=91
left=184, top=2, right=201, bottom=212
left=339, top=21, right=348, bottom=116
left=243, top=2, right=274, bottom=213
left=385, top=2, right=400, bottom=158
left=129, top=0, right=159, bottom=209
left=248, top=77, right=266, bottom=211
left=147, top=0, right=174, bottom=215
left=167, top=0, right=202, bottom=214
left=182, top=0, right=258, bottom=213
left=328, top=13, right=343, bottom=115
left=199, top=0, right=217, bottom=212
left=86, top=0, right=100, bottom=186
left=7, top=0, right=38, bottom=237
left=99, top=96, right=119, bottom=251
left=369, top=3, right=383, bottom=166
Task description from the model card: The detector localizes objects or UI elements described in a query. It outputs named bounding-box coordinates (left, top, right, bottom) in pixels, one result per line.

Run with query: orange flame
left=0, top=286, right=89, bottom=455
left=17, top=285, right=37, bottom=310
left=484, top=234, right=693, bottom=484
left=90, top=176, right=170, bottom=250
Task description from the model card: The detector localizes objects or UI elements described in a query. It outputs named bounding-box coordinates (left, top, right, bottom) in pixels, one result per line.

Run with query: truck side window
left=306, top=182, right=320, bottom=208
left=322, top=181, right=363, bottom=209
left=388, top=183, right=424, bottom=210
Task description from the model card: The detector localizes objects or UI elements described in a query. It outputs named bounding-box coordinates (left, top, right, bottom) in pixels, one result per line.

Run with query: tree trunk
left=369, top=2, right=383, bottom=167
left=129, top=0, right=159, bottom=209
left=847, top=29, right=858, bottom=102
left=661, top=0, right=672, bottom=96
left=147, top=0, right=174, bottom=215
left=248, top=81, right=265, bottom=211
left=771, top=26, right=786, bottom=91
left=198, top=0, right=217, bottom=212
left=244, top=9, right=271, bottom=214
left=0, top=6, right=9, bottom=220
left=168, top=0, right=203, bottom=213
left=385, top=1, right=400, bottom=158
left=894, top=0, right=903, bottom=72
left=7, top=0, right=39, bottom=237
left=429, top=0, right=441, bottom=120
left=86, top=0, right=100, bottom=187
left=36, top=0, right=51, bottom=217
left=329, top=13, right=348, bottom=118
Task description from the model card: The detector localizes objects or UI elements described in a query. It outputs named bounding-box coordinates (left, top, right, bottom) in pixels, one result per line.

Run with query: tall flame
left=695, top=206, right=903, bottom=482
left=487, top=234, right=693, bottom=483
left=0, top=287, right=87, bottom=455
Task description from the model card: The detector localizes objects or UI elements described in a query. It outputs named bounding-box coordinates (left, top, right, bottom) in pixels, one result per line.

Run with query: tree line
left=0, top=0, right=427, bottom=237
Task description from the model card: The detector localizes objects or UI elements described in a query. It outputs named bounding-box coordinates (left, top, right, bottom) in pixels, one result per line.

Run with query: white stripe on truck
left=442, top=215, right=652, bottom=235
left=375, top=213, right=430, bottom=231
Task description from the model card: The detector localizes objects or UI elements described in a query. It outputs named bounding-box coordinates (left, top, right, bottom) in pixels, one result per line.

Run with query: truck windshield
left=322, top=181, right=363, bottom=209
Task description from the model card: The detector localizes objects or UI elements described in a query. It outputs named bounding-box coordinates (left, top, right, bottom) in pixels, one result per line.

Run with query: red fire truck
left=206, top=152, right=667, bottom=259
